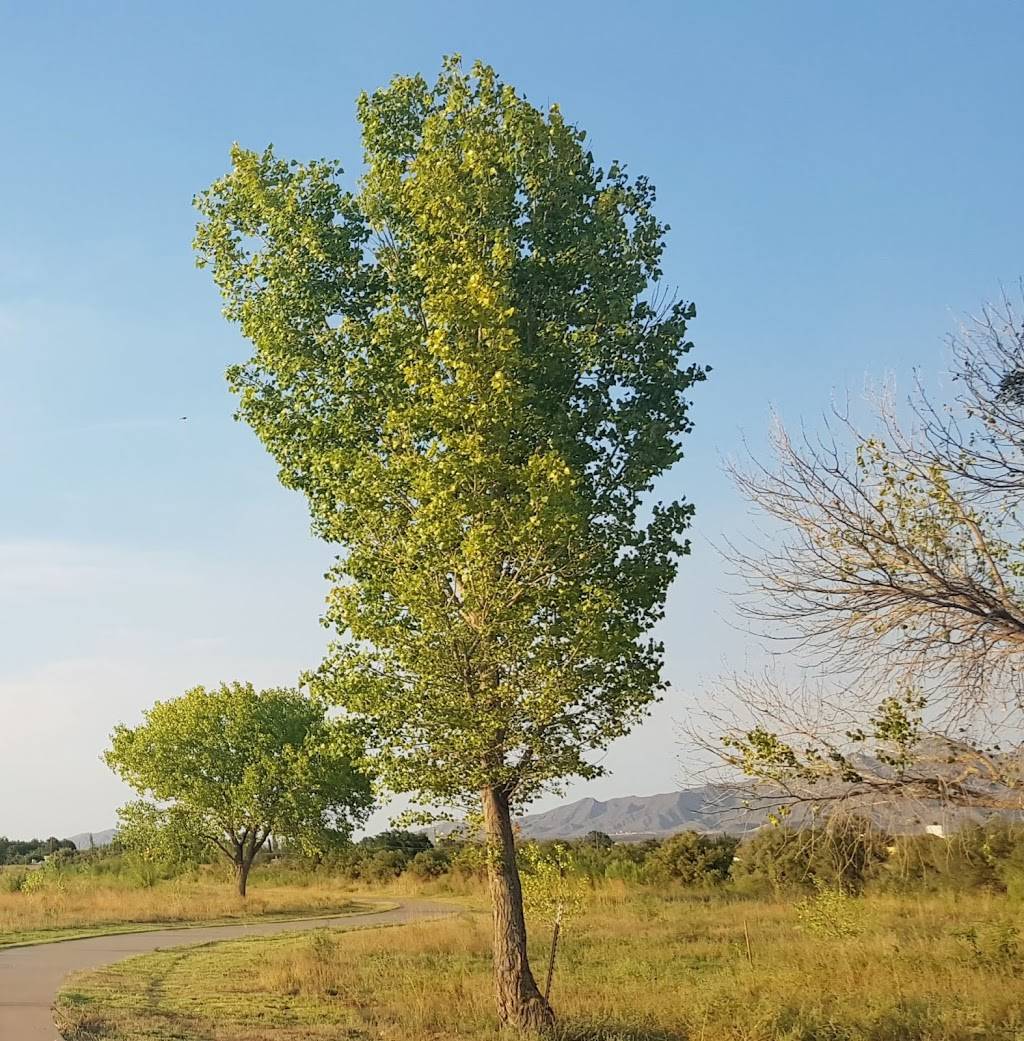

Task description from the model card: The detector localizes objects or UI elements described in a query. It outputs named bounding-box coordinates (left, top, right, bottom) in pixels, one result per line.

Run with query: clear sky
left=2, top=1, right=1022, bottom=839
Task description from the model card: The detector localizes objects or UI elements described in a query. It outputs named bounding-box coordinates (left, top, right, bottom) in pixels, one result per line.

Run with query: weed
left=954, top=920, right=1021, bottom=972
left=795, top=879, right=861, bottom=938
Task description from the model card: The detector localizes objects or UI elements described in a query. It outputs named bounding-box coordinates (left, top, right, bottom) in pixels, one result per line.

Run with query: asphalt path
left=0, top=899, right=455, bottom=1040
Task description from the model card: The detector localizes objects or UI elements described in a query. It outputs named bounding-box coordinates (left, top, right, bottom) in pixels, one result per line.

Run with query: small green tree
left=105, top=682, right=373, bottom=896
left=194, top=57, right=704, bottom=1029
left=795, top=879, right=861, bottom=938
left=520, top=842, right=587, bottom=1003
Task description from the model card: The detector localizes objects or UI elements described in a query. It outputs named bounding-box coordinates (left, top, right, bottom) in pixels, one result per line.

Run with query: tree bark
left=481, top=785, right=555, bottom=1032
left=235, top=857, right=252, bottom=898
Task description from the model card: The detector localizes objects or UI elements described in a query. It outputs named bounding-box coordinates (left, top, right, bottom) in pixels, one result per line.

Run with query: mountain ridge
left=516, top=786, right=757, bottom=840
left=63, top=779, right=1000, bottom=849
left=59, top=789, right=755, bottom=849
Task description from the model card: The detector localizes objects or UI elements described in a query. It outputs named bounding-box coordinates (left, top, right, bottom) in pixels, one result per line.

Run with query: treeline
left=295, top=820, right=1024, bottom=895
left=17, top=821, right=1024, bottom=897
left=0, top=836, right=76, bottom=865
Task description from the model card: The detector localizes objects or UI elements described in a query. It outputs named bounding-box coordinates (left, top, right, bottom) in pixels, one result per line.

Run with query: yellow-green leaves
left=194, top=58, right=705, bottom=817
left=520, top=842, right=586, bottom=927
left=105, top=683, right=373, bottom=863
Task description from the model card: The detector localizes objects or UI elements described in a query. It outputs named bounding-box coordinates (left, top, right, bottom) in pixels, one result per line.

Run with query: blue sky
left=2, top=1, right=1022, bottom=837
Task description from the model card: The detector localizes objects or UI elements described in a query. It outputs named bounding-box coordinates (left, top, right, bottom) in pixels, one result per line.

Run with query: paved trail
left=0, top=899, right=454, bottom=1040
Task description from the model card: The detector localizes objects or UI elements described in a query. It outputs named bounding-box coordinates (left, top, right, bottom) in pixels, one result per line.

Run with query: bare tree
left=711, top=289, right=1024, bottom=821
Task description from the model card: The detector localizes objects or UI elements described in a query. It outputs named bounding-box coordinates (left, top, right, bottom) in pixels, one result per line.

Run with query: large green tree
left=194, top=57, right=704, bottom=1028
left=106, top=682, right=372, bottom=896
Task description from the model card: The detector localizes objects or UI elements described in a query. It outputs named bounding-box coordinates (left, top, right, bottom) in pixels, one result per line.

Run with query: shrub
left=734, top=819, right=888, bottom=895
left=733, top=828, right=822, bottom=893
left=362, top=850, right=409, bottom=882
left=357, top=830, right=432, bottom=856
left=0, top=869, right=30, bottom=893
left=20, top=869, right=55, bottom=895
left=448, top=841, right=488, bottom=881
left=580, top=830, right=614, bottom=850
left=795, top=879, right=862, bottom=938
left=877, top=824, right=1024, bottom=894
left=644, top=831, right=738, bottom=886
left=819, top=815, right=890, bottom=894
left=954, top=921, right=1021, bottom=973
left=407, top=848, right=452, bottom=880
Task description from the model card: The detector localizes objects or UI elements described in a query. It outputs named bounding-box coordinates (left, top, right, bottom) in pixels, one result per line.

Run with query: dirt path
left=0, top=899, right=454, bottom=1040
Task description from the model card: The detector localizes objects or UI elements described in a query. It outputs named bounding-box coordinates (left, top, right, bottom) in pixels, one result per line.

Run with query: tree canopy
left=106, top=682, right=372, bottom=895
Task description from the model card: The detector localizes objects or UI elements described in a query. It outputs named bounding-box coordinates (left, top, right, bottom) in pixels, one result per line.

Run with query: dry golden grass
left=56, top=882, right=1024, bottom=1040
left=0, top=869, right=371, bottom=947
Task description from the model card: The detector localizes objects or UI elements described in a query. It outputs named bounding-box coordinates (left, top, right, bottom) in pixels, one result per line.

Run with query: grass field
left=0, top=869, right=373, bottom=948
left=55, top=883, right=1024, bottom=1041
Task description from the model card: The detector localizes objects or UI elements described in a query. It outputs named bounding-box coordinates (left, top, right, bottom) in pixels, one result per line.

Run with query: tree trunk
left=481, top=785, right=555, bottom=1032
left=235, top=857, right=252, bottom=898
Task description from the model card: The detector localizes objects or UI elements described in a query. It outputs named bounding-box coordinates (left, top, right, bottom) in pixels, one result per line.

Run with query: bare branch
left=707, top=288, right=1024, bottom=822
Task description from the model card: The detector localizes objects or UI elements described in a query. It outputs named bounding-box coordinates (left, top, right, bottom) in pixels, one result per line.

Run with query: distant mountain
left=66, top=828, right=116, bottom=850
left=515, top=778, right=1023, bottom=841
left=517, top=787, right=760, bottom=840
left=66, top=770, right=1018, bottom=852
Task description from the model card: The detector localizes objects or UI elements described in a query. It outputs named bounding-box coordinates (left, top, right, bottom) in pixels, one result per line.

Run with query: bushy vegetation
left=9, top=818, right=1024, bottom=907
left=308, top=820, right=1024, bottom=898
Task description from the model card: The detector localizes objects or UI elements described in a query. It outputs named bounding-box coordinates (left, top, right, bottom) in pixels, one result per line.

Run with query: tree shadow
left=553, top=1023, right=685, bottom=1041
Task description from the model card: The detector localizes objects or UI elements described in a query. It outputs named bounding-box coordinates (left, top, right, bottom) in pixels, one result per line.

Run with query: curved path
left=0, top=899, right=454, bottom=1040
